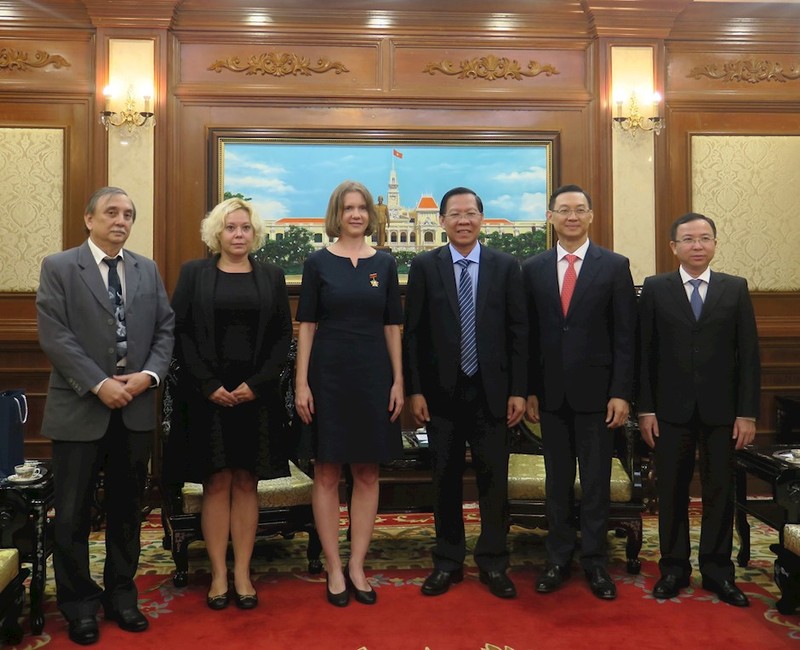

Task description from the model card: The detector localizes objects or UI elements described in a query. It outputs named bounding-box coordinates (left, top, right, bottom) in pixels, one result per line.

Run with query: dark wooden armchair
left=507, top=418, right=651, bottom=574
left=0, top=489, right=31, bottom=644
left=159, top=346, right=322, bottom=587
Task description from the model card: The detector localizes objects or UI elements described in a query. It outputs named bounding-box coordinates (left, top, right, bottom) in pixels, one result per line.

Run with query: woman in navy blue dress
left=295, top=180, right=404, bottom=607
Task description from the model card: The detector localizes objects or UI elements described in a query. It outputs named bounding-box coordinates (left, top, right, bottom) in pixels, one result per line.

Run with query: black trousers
left=655, top=412, right=735, bottom=584
left=52, top=411, right=151, bottom=620
left=427, top=372, right=510, bottom=573
left=540, top=405, right=614, bottom=570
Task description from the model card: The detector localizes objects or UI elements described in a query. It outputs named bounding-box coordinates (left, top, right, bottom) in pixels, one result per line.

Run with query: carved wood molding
left=423, top=55, right=558, bottom=81
left=687, top=59, right=800, bottom=84
left=208, top=52, right=349, bottom=77
left=0, top=48, right=70, bottom=72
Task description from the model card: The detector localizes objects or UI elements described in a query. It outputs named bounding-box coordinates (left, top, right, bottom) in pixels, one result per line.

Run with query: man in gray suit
left=36, top=187, right=174, bottom=645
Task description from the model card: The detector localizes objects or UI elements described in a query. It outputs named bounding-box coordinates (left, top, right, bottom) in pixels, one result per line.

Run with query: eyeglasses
left=550, top=207, right=591, bottom=217
left=443, top=211, right=481, bottom=220
left=674, top=236, right=716, bottom=246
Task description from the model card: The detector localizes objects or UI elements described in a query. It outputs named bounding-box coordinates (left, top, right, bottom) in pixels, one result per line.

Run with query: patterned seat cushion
left=181, top=461, right=313, bottom=514
left=0, top=548, right=19, bottom=592
left=785, top=524, right=800, bottom=556
left=507, top=453, right=632, bottom=503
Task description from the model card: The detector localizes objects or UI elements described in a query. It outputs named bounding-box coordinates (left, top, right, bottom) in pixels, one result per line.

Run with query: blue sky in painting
left=222, top=142, right=549, bottom=222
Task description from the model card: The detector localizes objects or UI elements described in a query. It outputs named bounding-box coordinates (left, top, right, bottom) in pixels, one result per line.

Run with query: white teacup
left=790, top=449, right=800, bottom=460
left=14, top=464, right=42, bottom=480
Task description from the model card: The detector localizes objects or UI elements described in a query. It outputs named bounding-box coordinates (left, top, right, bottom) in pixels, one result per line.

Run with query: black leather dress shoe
left=68, top=616, right=99, bottom=645
left=234, top=592, right=259, bottom=610
left=479, top=570, right=516, bottom=599
left=420, top=568, right=464, bottom=596
left=105, top=607, right=149, bottom=632
left=585, top=566, right=616, bottom=600
left=702, top=578, right=749, bottom=607
left=652, top=574, right=690, bottom=599
left=536, top=564, right=571, bottom=594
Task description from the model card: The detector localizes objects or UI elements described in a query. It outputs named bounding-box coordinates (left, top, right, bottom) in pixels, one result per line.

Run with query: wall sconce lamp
left=613, top=91, right=664, bottom=137
left=99, top=85, right=155, bottom=132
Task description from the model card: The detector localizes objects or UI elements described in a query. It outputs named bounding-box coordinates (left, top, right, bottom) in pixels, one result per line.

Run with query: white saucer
left=6, top=473, right=43, bottom=484
left=773, top=450, right=800, bottom=465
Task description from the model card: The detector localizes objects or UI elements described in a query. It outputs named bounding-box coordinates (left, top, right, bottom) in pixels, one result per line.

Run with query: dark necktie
left=105, top=257, right=127, bottom=361
left=456, top=258, right=478, bottom=377
left=688, top=278, right=703, bottom=321
left=561, top=254, right=578, bottom=317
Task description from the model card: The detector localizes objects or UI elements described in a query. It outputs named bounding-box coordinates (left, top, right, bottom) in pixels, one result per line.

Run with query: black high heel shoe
left=326, top=573, right=350, bottom=607
left=345, top=564, right=377, bottom=605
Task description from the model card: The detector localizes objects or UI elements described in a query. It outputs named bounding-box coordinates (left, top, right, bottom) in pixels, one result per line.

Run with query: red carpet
left=14, top=505, right=800, bottom=649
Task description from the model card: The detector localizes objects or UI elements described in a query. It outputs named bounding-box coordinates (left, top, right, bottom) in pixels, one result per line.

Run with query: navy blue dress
left=296, top=249, right=403, bottom=463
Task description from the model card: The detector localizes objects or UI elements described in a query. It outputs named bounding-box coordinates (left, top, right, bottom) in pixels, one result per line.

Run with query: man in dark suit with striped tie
left=522, top=184, right=636, bottom=600
left=403, top=187, right=528, bottom=599
left=638, top=212, right=760, bottom=606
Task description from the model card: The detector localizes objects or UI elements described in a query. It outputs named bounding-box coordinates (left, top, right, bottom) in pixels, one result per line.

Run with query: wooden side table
left=0, top=464, right=54, bottom=635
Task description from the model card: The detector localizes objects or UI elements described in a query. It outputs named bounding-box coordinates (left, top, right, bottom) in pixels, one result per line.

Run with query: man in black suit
left=37, top=187, right=174, bottom=644
left=638, top=212, right=760, bottom=607
left=403, top=187, right=527, bottom=599
left=523, top=184, right=636, bottom=600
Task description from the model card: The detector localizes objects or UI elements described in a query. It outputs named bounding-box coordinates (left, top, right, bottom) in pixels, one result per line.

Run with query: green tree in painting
left=223, top=191, right=252, bottom=202
left=254, top=226, right=315, bottom=275
left=390, top=250, right=418, bottom=274
left=482, top=229, right=547, bottom=263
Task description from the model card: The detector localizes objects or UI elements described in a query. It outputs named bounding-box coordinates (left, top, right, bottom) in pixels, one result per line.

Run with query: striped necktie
left=456, top=258, right=478, bottom=376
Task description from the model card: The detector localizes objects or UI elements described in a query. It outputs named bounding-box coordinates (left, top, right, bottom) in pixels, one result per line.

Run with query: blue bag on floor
left=0, top=389, right=27, bottom=478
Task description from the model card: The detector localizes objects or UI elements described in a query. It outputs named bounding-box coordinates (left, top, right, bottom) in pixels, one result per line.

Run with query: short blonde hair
left=200, top=197, right=266, bottom=254
left=324, top=181, right=378, bottom=238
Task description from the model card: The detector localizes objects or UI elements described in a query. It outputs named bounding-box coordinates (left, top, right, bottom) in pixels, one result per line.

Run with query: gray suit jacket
left=36, top=240, right=175, bottom=440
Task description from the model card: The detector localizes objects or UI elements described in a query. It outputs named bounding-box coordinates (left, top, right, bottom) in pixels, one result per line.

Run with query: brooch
left=369, top=273, right=379, bottom=288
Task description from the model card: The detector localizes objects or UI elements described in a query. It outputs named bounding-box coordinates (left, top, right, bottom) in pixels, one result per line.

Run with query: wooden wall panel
left=177, top=40, right=382, bottom=94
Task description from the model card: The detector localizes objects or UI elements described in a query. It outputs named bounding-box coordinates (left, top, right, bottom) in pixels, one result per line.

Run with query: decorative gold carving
left=0, top=48, right=70, bottom=72
left=208, top=52, right=349, bottom=77
left=687, top=59, right=800, bottom=84
left=423, top=55, right=559, bottom=81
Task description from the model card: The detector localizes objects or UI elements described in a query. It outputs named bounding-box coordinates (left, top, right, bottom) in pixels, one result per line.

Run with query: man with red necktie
left=522, top=184, right=636, bottom=600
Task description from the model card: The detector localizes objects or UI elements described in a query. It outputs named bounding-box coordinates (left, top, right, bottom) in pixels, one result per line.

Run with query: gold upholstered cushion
left=181, top=461, right=313, bottom=514
left=784, top=524, right=800, bottom=556
left=0, top=548, right=19, bottom=591
left=507, top=453, right=632, bottom=503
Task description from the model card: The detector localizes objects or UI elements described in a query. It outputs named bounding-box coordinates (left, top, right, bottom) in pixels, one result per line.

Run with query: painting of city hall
left=218, top=139, right=552, bottom=277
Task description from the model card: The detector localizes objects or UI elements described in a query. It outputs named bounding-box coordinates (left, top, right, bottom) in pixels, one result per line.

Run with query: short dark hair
left=439, top=187, right=483, bottom=216
left=85, top=186, right=136, bottom=221
left=669, top=212, right=717, bottom=241
left=548, top=184, right=592, bottom=211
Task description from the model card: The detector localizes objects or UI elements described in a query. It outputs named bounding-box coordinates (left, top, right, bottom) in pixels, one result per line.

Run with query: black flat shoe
left=420, top=568, right=464, bottom=596
left=207, top=592, right=230, bottom=610
left=345, top=565, right=377, bottom=605
left=234, top=591, right=259, bottom=610
left=105, top=607, right=149, bottom=632
left=326, top=574, right=350, bottom=607
left=68, top=616, right=99, bottom=645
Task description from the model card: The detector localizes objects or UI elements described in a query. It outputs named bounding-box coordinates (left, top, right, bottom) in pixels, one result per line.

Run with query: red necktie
left=561, top=254, right=578, bottom=317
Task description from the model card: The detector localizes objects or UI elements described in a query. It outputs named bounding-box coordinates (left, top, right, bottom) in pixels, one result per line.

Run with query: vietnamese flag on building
left=392, top=149, right=403, bottom=159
